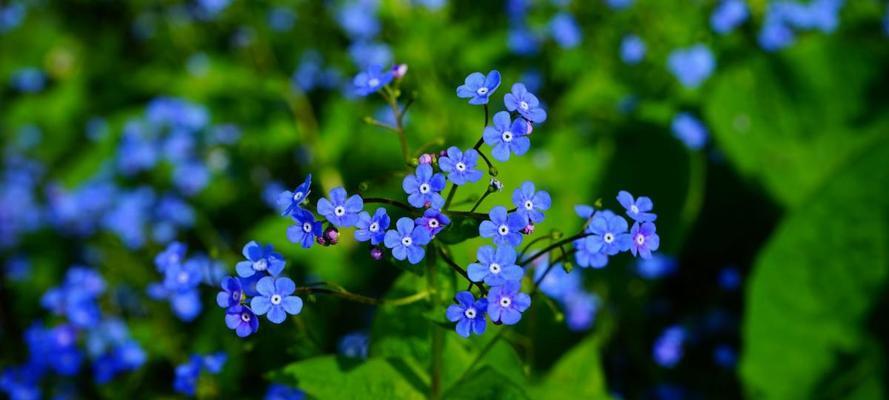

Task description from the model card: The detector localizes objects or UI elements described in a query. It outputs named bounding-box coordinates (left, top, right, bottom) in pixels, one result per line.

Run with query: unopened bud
left=392, top=64, right=408, bottom=79
left=489, top=178, right=504, bottom=192
left=370, top=247, right=383, bottom=260
left=418, top=153, right=434, bottom=165
left=323, top=226, right=339, bottom=245
left=522, top=224, right=535, bottom=235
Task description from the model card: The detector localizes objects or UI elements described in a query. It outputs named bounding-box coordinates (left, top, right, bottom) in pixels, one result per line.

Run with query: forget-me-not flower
left=354, top=207, right=390, bottom=245
left=487, top=281, right=531, bottom=325
left=383, top=217, right=431, bottom=264
left=317, top=187, right=363, bottom=227
left=278, top=174, right=312, bottom=216
left=353, top=64, right=393, bottom=96
left=617, top=190, right=656, bottom=222
left=287, top=209, right=323, bottom=248
left=235, top=241, right=286, bottom=278
left=456, top=70, right=501, bottom=105
left=251, top=277, right=303, bottom=324
left=512, top=181, right=551, bottom=225
left=403, top=164, right=446, bottom=209
left=483, top=111, right=530, bottom=162
left=467, top=246, right=523, bottom=286
left=504, top=83, right=547, bottom=123
left=479, top=206, right=526, bottom=248
left=629, top=222, right=660, bottom=259
left=446, top=291, right=488, bottom=338
left=438, top=147, right=483, bottom=185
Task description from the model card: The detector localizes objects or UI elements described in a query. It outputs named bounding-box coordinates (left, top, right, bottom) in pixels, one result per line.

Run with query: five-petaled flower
left=512, top=181, right=552, bottom=225
left=383, top=217, right=432, bottom=264
left=504, top=83, right=547, bottom=123
left=629, top=222, right=660, bottom=259
left=438, top=147, right=483, bottom=185
left=317, top=187, right=364, bottom=227
left=483, top=111, right=530, bottom=162
left=278, top=174, right=312, bottom=216
left=479, top=206, right=526, bottom=248
left=487, top=281, right=531, bottom=325
left=446, top=291, right=488, bottom=338
left=467, top=245, right=523, bottom=286
left=617, top=190, right=657, bottom=222
left=225, top=305, right=259, bottom=337
left=585, top=210, right=632, bottom=256
left=403, top=164, right=446, bottom=209
left=235, top=241, right=285, bottom=278
left=251, top=277, right=303, bottom=324
left=456, top=70, right=502, bottom=105
left=354, top=207, right=390, bottom=245
left=216, top=277, right=244, bottom=310
left=353, top=64, right=394, bottom=96
left=287, top=209, right=323, bottom=248
left=415, top=208, right=450, bottom=237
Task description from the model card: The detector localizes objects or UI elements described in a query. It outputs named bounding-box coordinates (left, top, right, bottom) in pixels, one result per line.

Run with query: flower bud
left=323, top=226, right=339, bottom=245
left=489, top=178, right=504, bottom=192
left=392, top=64, right=408, bottom=79
left=370, top=247, right=383, bottom=260
left=418, top=153, right=434, bottom=165
left=522, top=224, right=535, bottom=235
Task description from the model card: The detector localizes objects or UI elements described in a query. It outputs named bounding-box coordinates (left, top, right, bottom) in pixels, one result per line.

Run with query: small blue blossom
left=337, top=1, right=379, bottom=39
left=711, top=0, right=749, bottom=34
left=504, top=83, right=547, bottom=123
left=446, top=291, right=488, bottom=337
left=10, top=68, right=45, bottom=93
left=467, top=246, right=523, bottom=286
left=438, top=147, right=483, bottom=185
left=564, top=291, right=599, bottom=331
left=713, top=344, right=738, bottom=368
left=620, top=35, right=646, bottom=64
left=617, top=190, right=657, bottom=222
left=173, top=160, right=210, bottom=196
left=549, top=13, right=581, bottom=49
left=512, top=181, right=551, bottom=225
left=629, top=221, right=660, bottom=259
left=225, top=305, right=259, bottom=337
left=251, top=276, right=303, bottom=324
left=483, top=111, right=531, bottom=162
left=479, top=206, right=525, bottom=248
left=348, top=42, right=392, bottom=70
left=718, top=267, right=742, bottom=291
left=266, top=384, right=306, bottom=400
left=487, top=281, right=531, bottom=325
left=235, top=241, right=286, bottom=278
left=155, top=242, right=187, bottom=272
left=456, top=70, right=501, bottom=105
left=653, top=325, right=685, bottom=367
left=267, top=7, right=296, bottom=32
left=338, top=332, right=370, bottom=359
left=606, top=0, right=633, bottom=10
left=173, top=357, right=202, bottom=396
left=586, top=210, right=632, bottom=256
left=278, top=174, right=312, bottom=216
left=575, top=234, right=609, bottom=268
left=671, top=112, right=709, bottom=150
left=202, top=352, right=228, bottom=374
left=415, top=208, right=450, bottom=237
left=403, top=164, right=446, bottom=209
left=667, top=45, right=715, bottom=89
left=383, top=217, right=432, bottom=264
left=635, top=254, right=677, bottom=279
left=317, top=187, right=363, bottom=227
left=287, top=209, right=323, bottom=248
left=353, top=64, right=393, bottom=96
left=508, top=26, right=540, bottom=56
left=216, top=276, right=244, bottom=310
left=355, top=207, right=390, bottom=245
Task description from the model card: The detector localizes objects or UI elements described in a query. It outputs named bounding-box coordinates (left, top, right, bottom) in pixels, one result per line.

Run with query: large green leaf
left=741, top=138, right=889, bottom=398
left=529, top=334, right=609, bottom=399
left=280, top=356, right=427, bottom=400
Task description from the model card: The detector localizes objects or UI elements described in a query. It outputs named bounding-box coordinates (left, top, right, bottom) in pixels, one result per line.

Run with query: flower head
left=483, top=112, right=530, bottom=162
left=415, top=208, right=450, bottom=237
left=154, top=241, right=186, bottom=272
left=711, top=0, right=749, bottom=34
left=512, top=181, right=551, bottom=225
left=620, top=34, right=646, bottom=64
left=504, top=83, right=547, bottom=123
left=667, top=44, right=715, bottom=89
left=251, top=276, right=303, bottom=324
left=467, top=246, right=523, bottom=286
left=216, top=276, right=244, bottom=310
left=317, top=187, right=363, bottom=227
left=617, top=190, right=656, bottom=222
left=287, top=209, right=323, bottom=249
left=629, top=222, right=660, bottom=258
left=445, top=291, right=488, bottom=337
left=235, top=241, right=286, bottom=278
left=353, top=64, right=393, bottom=96
left=225, top=305, right=259, bottom=337
left=456, top=70, right=501, bottom=105
left=403, top=164, right=446, bottom=209
left=479, top=206, right=525, bottom=248
left=355, top=207, right=390, bottom=245
left=671, top=112, right=709, bottom=150
left=278, top=174, right=312, bottom=216
left=383, top=217, right=431, bottom=264
left=438, top=147, right=483, bottom=185
left=487, top=281, right=531, bottom=325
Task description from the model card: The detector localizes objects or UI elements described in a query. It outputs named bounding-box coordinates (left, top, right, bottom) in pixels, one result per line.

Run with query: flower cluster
left=148, top=242, right=224, bottom=321
left=574, top=191, right=661, bottom=269
left=173, top=352, right=227, bottom=396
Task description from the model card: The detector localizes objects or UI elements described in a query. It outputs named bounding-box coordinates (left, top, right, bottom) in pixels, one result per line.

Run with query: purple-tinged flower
left=446, top=291, right=488, bottom=338
left=392, top=63, right=408, bottom=79
left=483, top=112, right=531, bottom=162
left=355, top=208, right=390, bottom=245
left=225, top=305, right=259, bottom=337
left=456, top=70, right=501, bottom=105
left=438, top=147, right=483, bottom=185
left=467, top=246, right=523, bottom=286
left=711, top=0, right=748, bottom=34
left=415, top=208, right=450, bottom=237
left=383, top=217, right=431, bottom=264
left=317, top=187, right=363, bottom=227
left=629, top=222, right=660, bottom=258
left=154, top=241, right=187, bottom=272
left=235, top=241, right=286, bottom=278
left=403, top=164, right=446, bottom=209
left=322, top=227, right=339, bottom=246
left=216, top=277, right=244, bottom=310
left=287, top=209, right=323, bottom=248
left=353, top=64, right=393, bottom=96
left=513, top=181, right=551, bottom=225
left=668, top=44, right=715, bottom=89
left=504, top=83, right=547, bottom=123
left=653, top=325, right=685, bottom=367
left=251, top=277, right=303, bottom=324
left=278, top=174, right=312, bottom=216
left=370, top=247, right=383, bottom=260
left=620, top=34, right=646, bottom=64
left=487, top=281, right=531, bottom=325
left=338, top=332, right=369, bottom=359
left=671, top=112, right=709, bottom=150
left=585, top=210, right=632, bottom=256
left=617, top=190, right=656, bottom=222
left=479, top=206, right=526, bottom=248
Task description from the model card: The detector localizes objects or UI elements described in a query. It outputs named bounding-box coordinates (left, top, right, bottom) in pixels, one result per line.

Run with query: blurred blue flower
left=10, top=68, right=45, bottom=93
left=508, top=26, right=540, bottom=56
left=667, top=44, right=715, bottom=89
left=446, top=291, right=488, bottom=337
left=718, top=267, right=742, bottom=291
left=154, top=241, right=187, bottom=272
left=605, top=0, right=633, bottom=10
left=383, top=217, right=431, bottom=264
left=355, top=207, right=390, bottom=245
left=456, top=70, right=501, bottom=105
left=564, top=291, right=599, bottom=331
left=146, top=97, right=209, bottom=132
left=653, top=325, right=685, bottom=367
left=487, top=281, right=531, bottom=325
left=348, top=41, right=392, bottom=70
left=173, top=160, right=210, bottom=196
left=634, top=254, right=677, bottom=279
left=337, top=0, right=380, bottom=40
left=533, top=259, right=581, bottom=300
left=338, top=332, right=370, bottom=359
left=236, top=241, right=286, bottom=278
left=713, top=344, right=737, bottom=368
left=403, top=164, right=446, bottom=209
left=353, top=64, right=393, bottom=96
left=620, top=35, right=646, bottom=65
left=671, top=112, right=709, bottom=150
left=479, top=206, right=525, bottom=248
left=194, top=0, right=230, bottom=20
left=468, top=246, right=523, bottom=286
left=266, top=384, right=306, bottom=400
left=0, top=3, right=25, bottom=33
left=513, top=181, right=551, bottom=225
left=3, top=256, right=29, bottom=281
left=550, top=13, right=581, bottom=49
left=117, top=121, right=158, bottom=176
left=711, top=0, right=748, bottom=34
left=267, top=7, right=296, bottom=32
left=102, top=187, right=154, bottom=248
left=484, top=111, right=531, bottom=162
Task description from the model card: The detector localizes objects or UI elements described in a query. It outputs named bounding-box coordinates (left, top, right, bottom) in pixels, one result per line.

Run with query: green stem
left=296, top=287, right=428, bottom=306
left=469, top=190, right=493, bottom=213
left=363, top=197, right=416, bottom=212
left=443, top=184, right=459, bottom=210
left=472, top=104, right=489, bottom=151
left=427, top=252, right=443, bottom=400
left=519, top=231, right=590, bottom=267
left=437, top=245, right=488, bottom=296
left=673, top=150, right=707, bottom=253
left=379, top=86, right=411, bottom=164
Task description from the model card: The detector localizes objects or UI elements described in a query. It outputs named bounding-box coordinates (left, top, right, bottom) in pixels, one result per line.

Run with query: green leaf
left=280, top=356, right=427, bottom=400
left=740, top=138, right=889, bottom=398
left=529, top=334, right=609, bottom=399
left=443, top=366, right=529, bottom=400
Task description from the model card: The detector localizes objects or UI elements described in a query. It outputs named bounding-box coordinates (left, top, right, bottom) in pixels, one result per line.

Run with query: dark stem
left=531, top=249, right=577, bottom=295
left=443, top=184, right=459, bottom=210
left=296, top=287, right=428, bottom=306
left=469, top=190, right=493, bottom=213
left=519, top=231, right=591, bottom=267
left=476, top=149, right=497, bottom=176
left=427, top=252, right=443, bottom=400
left=472, top=104, right=489, bottom=150
left=363, top=197, right=415, bottom=212
left=518, top=231, right=558, bottom=259
left=437, top=246, right=488, bottom=296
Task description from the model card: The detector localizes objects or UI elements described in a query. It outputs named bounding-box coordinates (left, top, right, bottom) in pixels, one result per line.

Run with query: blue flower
left=533, top=259, right=581, bottom=300
left=355, top=207, right=390, bottom=245
left=564, top=291, right=599, bottom=331
left=606, top=0, right=633, bottom=10
left=235, top=241, right=286, bottom=278
left=353, top=64, right=393, bottom=96
left=173, top=356, right=202, bottom=396
left=487, top=281, right=531, bottom=325
left=251, top=277, right=303, bottom=324
left=456, top=70, right=501, bottom=105
left=287, top=209, right=323, bottom=248
left=337, top=1, right=379, bottom=39
left=653, top=325, right=685, bottom=367
left=711, top=0, right=748, bottom=34
left=225, top=305, right=259, bottom=337
left=403, top=164, right=446, bottom=209
left=586, top=210, right=632, bottom=256
left=173, top=160, right=210, bottom=196
left=667, top=44, right=715, bottom=89
left=550, top=13, right=581, bottom=49
left=170, top=289, right=202, bottom=322
left=383, top=217, right=431, bottom=264
left=445, top=291, right=487, bottom=337
left=216, top=276, right=244, bottom=310
left=629, top=222, right=660, bottom=258
left=266, top=384, right=306, bottom=400
left=620, top=34, right=646, bottom=64
left=278, top=174, right=312, bottom=216
left=671, top=112, right=709, bottom=150
left=467, top=246, right=523, bottom=286
left=617, top=190, right=656, bottom=222
left=504, top=83, right=547, bottom=123
left=479, top=206, right=525, bottom=248
left=513, top=181, right=551, bottom=225
left=483, top=112, right=531, bottom=162
left=317, top=187, right=364, bottom=227
left=718, top=267, right=742, bottom=291
left=508, top=26, right=540, bottom=56
left=438, top=147, right=483, bottom=185
left=338, top=332, right=370, bottom=359
left=202, top=352, right=227, bottom=374
left=415, top=208, right=450, bottom=237
left=163, top=259, right=203, bottom=293
left=635, top=254, right=677, bottom=279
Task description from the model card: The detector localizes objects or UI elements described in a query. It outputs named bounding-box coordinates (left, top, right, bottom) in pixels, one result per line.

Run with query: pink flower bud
left=324, top=227, right=339, bottom=245
left=522, top=224, right=535, bottom=235
left=418, top=153, right=433, bottom=165
left=370, top=247, right=383, bottom=260
left=392, top=64, right=408, bottom=79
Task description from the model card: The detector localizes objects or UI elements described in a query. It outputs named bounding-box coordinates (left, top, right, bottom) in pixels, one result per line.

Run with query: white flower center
left=476, top=87, right=488, bottom=95
left=498, top=225, right=509, bottom=236
left=524, top=200, right=533, bottom=210
left=455, top=162, right=466, bottom=172
left=369, top=222, right=379, bottom=232
left=401, top=236, right=413, bottom=247
left=368, top=78, right=380, bottom=87
left=302, top=222, right=312, bottom=233
left=254, top=258, right=268, bottom=271
left=240, top=312, right=251, bottom=322
left=429, top=219, right=439, bottom=228
left=270, top=294, right=282, bottom=305
left=293, top=192, right=303, bottom=201
left=635, top=234, right=645, bottom=245
left=489, top=263, right=501, bottom=274
left=519, top=101, right=529, bottom=110
left=464, top=307, right=477, bottom=318
left=177, top=271, right=189, bottom=284
left=502, top=131, right=513, bottom=142
left=499, top=297, right=512, bottom=307
left=232, top=291, right=240, bottom=301
left=630, top=205, right=639, bottom=214
left=334, top=206, right=346, bottom=216
left=603, top=233, right=615, bottom=244
left=419, top=183, right=431, bottom=194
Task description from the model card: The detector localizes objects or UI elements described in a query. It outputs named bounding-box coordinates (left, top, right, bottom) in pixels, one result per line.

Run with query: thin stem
left=443, top=184, right=459, bottom=210
left=469, top=190, right=493, bottom=213
left=476, top=149, right=497, bottom=176
left=427, top=252, right=443, bottom=400
left=296, top=287, right=428, bottom=306
left=520, top=231, right=590, bottom=267
left=380, top=86, right=411, bottom=164
left=472, top=104, right=489, bottom=150
left=437, top=246, right=487, bottom=296
left=518, top=231, right=558, bottom=259
left=363, top=197, right=415, bottom=212
left=363, top=117, right=398, bottom=132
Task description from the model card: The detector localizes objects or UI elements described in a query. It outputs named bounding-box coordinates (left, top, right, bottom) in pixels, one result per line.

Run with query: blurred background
left=1, top=0, right=889, bottom=399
